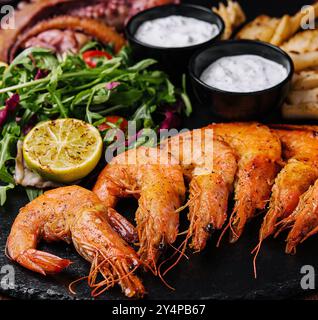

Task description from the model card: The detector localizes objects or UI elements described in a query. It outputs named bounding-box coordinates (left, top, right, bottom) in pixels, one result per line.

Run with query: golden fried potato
left=281, top=29, right=318, bottom=53
left=287, top=88, right=318, bottom=105
left=236, top=15, right=279, bottom=42
left=227, top=1, right=246, bottom=27
left=273, top=3, right=318, bottom=45
left=213, top=2, right=230, bottom=39
left=282, top=102, right=318, bottom=119
left=270, top=15, right=291, bottom=46
left=238, top=3, right=318, bottom=46
left=289, top=51, right=318, bottom=71
left=293, top=70, right=318, bottom=90
left=213, top=0, right=246, bottom=40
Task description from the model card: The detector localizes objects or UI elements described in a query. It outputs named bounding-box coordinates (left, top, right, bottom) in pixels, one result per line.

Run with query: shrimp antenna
left=157, top=179, right=202, bottom=288
left=91, top=262, right=140, bottom=297
left=169, top=242, right=189, bottom=261
left=69, top=275, right=89, bottom=295
left=251, top=238, right=263, bottom=279
left=228, top=210, right=240, bottom=239
left=273, top=218, right=294, bottom=238
left=217, top=207, right=240, bottom=247
left=216, top=222, right=230, bottom=248
left=69, top=249, right=144, bottom=298
left=177, top=230, right=189, bottom=236
left=150, top=247, right=158, bottom=276
left=164, top=242, right=188, bottom=275
left=160, top=231, right=191, bottom=276
left=157, top=238, right=189, bottom=291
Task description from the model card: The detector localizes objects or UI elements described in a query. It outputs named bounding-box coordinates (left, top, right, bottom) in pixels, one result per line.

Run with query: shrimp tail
left=15, top=249, right=71, bottom=275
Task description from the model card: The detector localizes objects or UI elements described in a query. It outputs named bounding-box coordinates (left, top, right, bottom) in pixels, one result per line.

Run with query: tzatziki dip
left=200, top=55, right=288, bottom=93
left=134, top=15, right=219, bottom=48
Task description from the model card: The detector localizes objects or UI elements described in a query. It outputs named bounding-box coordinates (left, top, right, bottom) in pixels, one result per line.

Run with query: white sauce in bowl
left=134, top=15, right=219, bottom=48
left=200, top=54, right=288, bottom=93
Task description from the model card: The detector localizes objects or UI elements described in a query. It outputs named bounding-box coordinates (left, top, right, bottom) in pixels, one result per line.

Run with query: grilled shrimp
left=207, top=123, right=281, bottom=243
left=6, top=186, right=144, bottom=298
left=267, top=126, right=318, bottom=254
left=93, top=147, right=186, bottom=273
left=160, top=129, right=237, bottom=251
left=275, top=179, right=318, bottom=254
left=258, top=126, right=318, bottom=243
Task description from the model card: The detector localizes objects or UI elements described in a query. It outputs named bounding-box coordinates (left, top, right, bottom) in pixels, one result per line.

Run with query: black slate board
left=0, top=0, right=317, bottom=301
left=1, top=191, right=317, bottom=300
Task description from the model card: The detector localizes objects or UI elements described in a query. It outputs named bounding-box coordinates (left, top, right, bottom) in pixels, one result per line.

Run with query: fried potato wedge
left=293, top=70, right=318, bottom=90
left=270, top=15, right=291, bottom=46
left=281, top=29, right=318, bottom=53
left=272, top=4, right=318, bottom=45
left=282, top=102, right=318, bottom=119
left=238, top=3, right=318, bottom=45
left=289, top=51, right=318, bottom=71
left=282, top=30, right=318, bottom=71
left=236, top=15, right=279, bottom=42
left=287, top=88, right=318, bottom=105
left=213, top=0, right=246, bottom=40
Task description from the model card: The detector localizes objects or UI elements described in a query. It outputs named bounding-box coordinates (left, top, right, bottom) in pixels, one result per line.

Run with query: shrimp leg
left=275, top=180, right=318, bottom=254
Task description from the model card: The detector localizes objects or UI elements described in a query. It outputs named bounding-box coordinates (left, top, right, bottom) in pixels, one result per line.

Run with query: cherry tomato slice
left=82, top=50, right=113, bottom=68
left=98, top=116, right=128, bottom=131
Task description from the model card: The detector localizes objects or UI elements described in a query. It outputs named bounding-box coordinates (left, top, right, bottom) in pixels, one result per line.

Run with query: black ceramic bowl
left=189, top=40, right=294, bottom=121
left=125, top=4, right=225, bottom=81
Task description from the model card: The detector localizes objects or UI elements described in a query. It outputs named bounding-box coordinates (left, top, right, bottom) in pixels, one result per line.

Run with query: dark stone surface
left=1, top=190, right=318, bottom=300
left=0, top=0, right=317, bottom=301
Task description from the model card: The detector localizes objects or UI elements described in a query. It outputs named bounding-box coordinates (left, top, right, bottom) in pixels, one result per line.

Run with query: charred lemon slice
left=23, top=119, right=103, bottom=183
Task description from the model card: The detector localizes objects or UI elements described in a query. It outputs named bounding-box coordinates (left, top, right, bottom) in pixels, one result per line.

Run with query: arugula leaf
left=0, top=183, right=14, bottom=206
left=0, top=122, right=20, bottom=184
left=2, top=47, right=53, bottom=86
left=180, top=74, right=192, bottom=116
left=127, top=59, right=157, bottom=72
left=0, top=122, right=20, bottom=205
left=0, top=46, right=192, bottom=205
left=25, top=187, right=43, bottom=202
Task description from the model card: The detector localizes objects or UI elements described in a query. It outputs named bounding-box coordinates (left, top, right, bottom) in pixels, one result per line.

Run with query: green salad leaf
left=0, top=44, right=192, bottom=205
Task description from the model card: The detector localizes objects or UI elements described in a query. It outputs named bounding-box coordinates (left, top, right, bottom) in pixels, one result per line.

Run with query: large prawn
left=207, top=122, right=282, bottom=244
left=93, top=146, right=186, bottom=274
left=269, top=126, right=318, bottom=255
left=275, top=179, right=318, bottom=254
left=253, top=126, right=318, bottom=272
left=6, top=185, right=145, bottom=298
left=160, top=129, right=237, bottom=251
